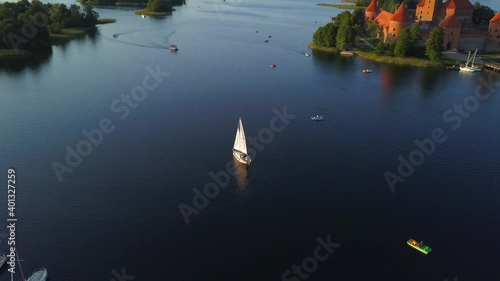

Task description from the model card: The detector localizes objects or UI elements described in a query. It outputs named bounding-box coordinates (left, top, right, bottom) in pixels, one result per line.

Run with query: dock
left=340, top=51, right=354, bottom=56
left=483, top=61, right=500, bottom=72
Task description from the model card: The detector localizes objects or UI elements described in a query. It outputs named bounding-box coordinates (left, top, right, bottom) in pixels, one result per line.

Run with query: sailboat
left=460, top=49, right=481, bottom=72
left=233, top=118, right=252, bottom=165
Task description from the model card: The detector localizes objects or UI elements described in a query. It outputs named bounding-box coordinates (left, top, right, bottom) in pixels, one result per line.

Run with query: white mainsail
left=233, top=118, right=248, bottom=155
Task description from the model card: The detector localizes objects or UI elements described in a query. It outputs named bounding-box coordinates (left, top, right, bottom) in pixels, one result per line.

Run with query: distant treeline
left=79, top=0, right=185, bottom=8
left=0, top=0, right=99, bottom=52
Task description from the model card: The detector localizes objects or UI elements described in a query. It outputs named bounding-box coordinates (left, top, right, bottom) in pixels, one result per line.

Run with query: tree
left=374, top=41, right=386, bottom=55
left=313, top=26, right=325, bottom=45
left=336, top=14, right=354, bottom=50
left=83, top=5, right=99, bottom=26
left=351, top=8, right=365, bottom=27
left=323, top=22, right=338, bottom=47
left=334, top=10, right=351, bottom=26
left=473, top=2, right=496, bottom=25
left=425, top=26, right=444, bottom=61
left=367, top=21, right=381, bottom=38
left=394, top=28, right=412, bottom=57
left=409, top=22, right=422, bottom=45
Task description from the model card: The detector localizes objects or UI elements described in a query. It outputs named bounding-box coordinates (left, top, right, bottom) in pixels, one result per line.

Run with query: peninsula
left=0, top=0, right=115, bottom=59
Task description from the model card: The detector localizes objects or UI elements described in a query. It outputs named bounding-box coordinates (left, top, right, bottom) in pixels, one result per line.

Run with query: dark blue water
left=1, top=0, right=500, bottom=280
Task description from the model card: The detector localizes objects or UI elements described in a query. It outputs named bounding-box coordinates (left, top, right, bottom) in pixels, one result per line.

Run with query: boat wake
left=103, top=35, right=169, bottom=49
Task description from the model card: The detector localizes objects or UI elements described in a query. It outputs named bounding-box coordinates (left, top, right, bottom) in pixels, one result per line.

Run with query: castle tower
left=415, top=0, right=441, bottom=23
left=439, top=14, right=461, bottom=50
left=365, top=0, right=380, bottom=23
left=489, top=11, right=500, bottom=44
left=387, top=3, right=412, bottom=42
left=443, top=0, right=473, bottom=28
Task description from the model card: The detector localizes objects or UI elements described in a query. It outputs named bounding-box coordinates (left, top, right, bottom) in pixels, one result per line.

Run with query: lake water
left=1, top=0, right=500, bottom=280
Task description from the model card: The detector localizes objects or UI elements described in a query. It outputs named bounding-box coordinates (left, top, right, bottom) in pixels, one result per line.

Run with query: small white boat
left=168, top=44, right=178, bottom=51
left=233, top=118, right=252, bottom=165
left=27, top=267, right=48, bottom=281
left=460, top=49, right=481, bottom=72
left=362, top=69, right=372, bottom=73
left=311, top=115, right=324, bottom=121
left=305, top=53, right=310, bottom=57
left=0, top=253, right=6, bottom=268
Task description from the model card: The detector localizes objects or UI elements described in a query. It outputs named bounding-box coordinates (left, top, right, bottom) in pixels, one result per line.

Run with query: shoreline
left=307, top=43, right=480, bottom=68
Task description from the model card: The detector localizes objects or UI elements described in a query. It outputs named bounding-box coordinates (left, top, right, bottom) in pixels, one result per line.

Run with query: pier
left=483, top=61, right=500, bottom=72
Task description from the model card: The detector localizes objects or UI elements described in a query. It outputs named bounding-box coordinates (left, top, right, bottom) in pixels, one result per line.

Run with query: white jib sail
left=233, top=118, right=248, bottom=155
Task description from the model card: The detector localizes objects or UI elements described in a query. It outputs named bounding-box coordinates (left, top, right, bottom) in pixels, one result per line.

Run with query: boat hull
left=233, top=150, right=251, bottom=165
left=407, top=239, right=432, bottom=255
left=27, top=268, right=48, bottom=281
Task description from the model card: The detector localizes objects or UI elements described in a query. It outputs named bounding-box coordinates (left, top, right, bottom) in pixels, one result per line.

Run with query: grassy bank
left=49, top=28, right=93, bottom=44
left=97, top=18, right=116, bottom=24
left=354, top=50, right=446, bottom=67
left=134, top=9, right=171, bottom=16
left=308, top=43, right=338, bottom=53
left=0, top=49, right=36, bottom=59
left=317, top=3, right=366, bottom=9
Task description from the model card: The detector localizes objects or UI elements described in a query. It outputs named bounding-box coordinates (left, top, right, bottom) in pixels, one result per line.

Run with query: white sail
left=233, top=118, right=248, bottom=155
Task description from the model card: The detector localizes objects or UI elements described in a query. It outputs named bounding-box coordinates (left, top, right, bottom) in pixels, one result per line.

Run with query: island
left=78, top=0, right=185, bottom=16
left=0, top=0, right=115, bottom=59
left=311, top=0, right=500, bottom=68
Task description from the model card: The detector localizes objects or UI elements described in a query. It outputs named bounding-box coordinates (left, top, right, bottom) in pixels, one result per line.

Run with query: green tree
left=409, top=22, right=422, bottom=45
left=425, top=26, right=444, bottom=61
left=313, top=26, right=326, bottom=45
left=394, top=28, right=412, bottom=57
left=336, top=14, right=354, bottom=50
left=351, top=8, right=365, bottom=27
left=83, top=5, right=99, bottom=26
left=367, top=21, right=381, bottom=38
left=374, top=41, right=386, bottom=55
left=334, top=10, right=351, bottom=26
left=323, top=22, right=338, bottom=47
left=473, top=2, right=496, bottom=25
left=386, top=41, right=396, bottom=56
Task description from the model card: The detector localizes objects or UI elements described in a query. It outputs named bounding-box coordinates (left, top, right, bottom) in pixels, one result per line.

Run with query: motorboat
left=362, top=69, right=372, bottom=73
left=311, top=115, right=324, bottom=121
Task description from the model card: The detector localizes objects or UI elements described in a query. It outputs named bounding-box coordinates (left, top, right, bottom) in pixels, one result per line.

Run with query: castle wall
left=458, top=36, right=488, bottom=51
left=489, top=23, right=500, bottom=42
left=442, top=26, right=461, bottom=50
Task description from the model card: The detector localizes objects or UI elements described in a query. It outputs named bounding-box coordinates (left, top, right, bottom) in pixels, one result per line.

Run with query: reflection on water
left=380, top=64, right=416, bottom=97
left=233, top=159, right=250, bottom=196
left=0, top=51, right=52, bottom=74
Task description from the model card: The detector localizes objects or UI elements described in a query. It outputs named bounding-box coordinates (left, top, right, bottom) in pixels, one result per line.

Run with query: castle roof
left=365, top=0, right=380, bottom=13
left=444, top=0, right=473, bottom=10
left=439, top=14, right=462, bottom=28
left=491, top=11, right=500, bottom=24
left=391, top=3, right=410, bottom=22
left=375, top=11, right=394, bottom=28
left=416, top=0, right=425, bottom=7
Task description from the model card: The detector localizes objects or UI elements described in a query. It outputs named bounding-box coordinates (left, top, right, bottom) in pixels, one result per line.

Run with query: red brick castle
left=365, top=0, right=500, bottom=51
